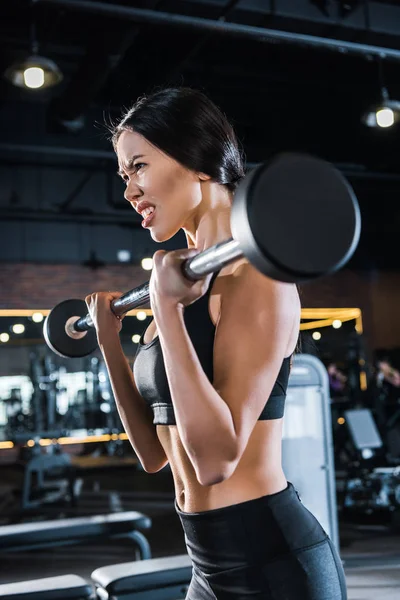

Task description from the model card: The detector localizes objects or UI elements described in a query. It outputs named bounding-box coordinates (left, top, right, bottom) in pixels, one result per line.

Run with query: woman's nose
left=124, top=181, right=142, bottom=203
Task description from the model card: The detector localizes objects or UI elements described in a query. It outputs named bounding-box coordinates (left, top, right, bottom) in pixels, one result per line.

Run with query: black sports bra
left=133, top=270, right=291, bottom=426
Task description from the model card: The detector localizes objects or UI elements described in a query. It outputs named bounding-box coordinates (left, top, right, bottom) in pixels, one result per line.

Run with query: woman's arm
left=99, top=333, right=169, bottom=474
left=153, top=264, right=297, bottom=487
left=84, top=290, right=168, bottom=474
left=153, top=305, right=236, bottom=487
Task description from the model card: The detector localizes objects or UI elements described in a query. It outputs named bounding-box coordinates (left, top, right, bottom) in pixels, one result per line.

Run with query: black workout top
left=133, top=270, right=291, bottom=426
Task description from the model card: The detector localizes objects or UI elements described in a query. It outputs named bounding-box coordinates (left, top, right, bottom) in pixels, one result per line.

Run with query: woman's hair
left=110, top=86, right=245, bottom=193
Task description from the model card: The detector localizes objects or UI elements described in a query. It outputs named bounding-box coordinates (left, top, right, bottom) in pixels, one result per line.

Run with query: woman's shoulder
left=214, top=257, right=251, bottom=289
left=215, top=257, right=301, bottom=332
left=218, top=257, right=298, bottom=296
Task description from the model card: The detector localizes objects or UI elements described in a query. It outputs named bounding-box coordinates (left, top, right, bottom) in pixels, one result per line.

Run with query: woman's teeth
left=142, top=207, right=155, bottom=218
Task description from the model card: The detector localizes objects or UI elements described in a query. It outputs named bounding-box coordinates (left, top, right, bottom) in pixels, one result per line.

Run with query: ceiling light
left=4, top=2, right=63, bottom=91
left=376, top=107, right=395, bottom=128
left=4, top=55, right=63, bottom=90
left=362, top=60, right=400, bottom=130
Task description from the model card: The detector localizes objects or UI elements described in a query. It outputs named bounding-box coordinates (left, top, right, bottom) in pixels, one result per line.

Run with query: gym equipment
left=92, top=554, right=192, bottom=600
left=343, top=466, right=400, bottom=517
left=283, top=353, right=339, bottom=550
left=44, top=153, right=361, bottom=358
left=0, top=574, right=93, bottom=600
left=338, top=408, right=399, bottom=517
left=345, top=408, right=383, bottom=452
left=20, top=444, right=75, bottom=511
left=0, top=443, right=76, bottom=516
left=44, top=298, right=99, bottom=359
left=0, top=511, right=152, bottom=559
left=29, top=352, right=60, bottom=432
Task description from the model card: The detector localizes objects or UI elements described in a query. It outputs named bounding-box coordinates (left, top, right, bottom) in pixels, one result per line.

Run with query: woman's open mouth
left=141, top=207, right=156, bottom=228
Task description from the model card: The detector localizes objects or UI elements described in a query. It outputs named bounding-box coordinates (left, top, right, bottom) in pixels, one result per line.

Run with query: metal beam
left=0, top=157, right=114, bottom=172
left=37, top=0, right=400, bottom=61
left=0, top=209, right=141, bottom=227
left=0, top=143, right=116, bottom=161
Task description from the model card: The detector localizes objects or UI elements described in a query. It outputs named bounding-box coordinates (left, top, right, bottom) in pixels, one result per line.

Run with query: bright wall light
left=312, top=331, right=321, bottom=341
left=132, top=334, right=141, bottom=344
left=0, top=333, right=10, bottom=343
left=332, top=320, right=342, bottom=329
left=136, top=311, right=147, bottom=321
left=32, top=312, right=44, bottom=323
left=12, top=324, right=25, bottom=334
left=141, top=258, right=153, bottom=271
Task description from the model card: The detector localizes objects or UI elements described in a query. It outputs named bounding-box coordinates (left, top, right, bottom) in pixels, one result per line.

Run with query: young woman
left=85, top=87, right=347, bottom=599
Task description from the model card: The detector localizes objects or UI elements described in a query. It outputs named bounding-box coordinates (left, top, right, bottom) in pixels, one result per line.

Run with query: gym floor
left=1, top=466, right=399, bottom=599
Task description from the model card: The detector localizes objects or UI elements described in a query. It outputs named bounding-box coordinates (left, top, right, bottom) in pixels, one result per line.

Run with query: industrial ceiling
left=1, top=0, right=400, bottom=268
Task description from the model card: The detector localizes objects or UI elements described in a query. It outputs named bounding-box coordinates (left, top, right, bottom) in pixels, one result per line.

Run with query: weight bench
left=21, top=451, right=76, bottom=510
left=0, top=512, right=152, bottom=559
left=92, top=554, right=192, bottom=599
left=0, top=574, right=93, bottom=600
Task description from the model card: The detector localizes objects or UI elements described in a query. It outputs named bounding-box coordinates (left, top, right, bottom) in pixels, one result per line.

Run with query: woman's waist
left=169, top=424, right=286, bottom=513
left=174, top=467, right=287, bottom=514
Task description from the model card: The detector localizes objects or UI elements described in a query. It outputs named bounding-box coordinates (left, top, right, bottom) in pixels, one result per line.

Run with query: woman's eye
left=121, top=163, right=145, bottom=184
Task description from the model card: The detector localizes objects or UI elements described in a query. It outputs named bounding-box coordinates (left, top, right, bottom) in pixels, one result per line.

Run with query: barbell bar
left=43, top=153, right=361, bottom=358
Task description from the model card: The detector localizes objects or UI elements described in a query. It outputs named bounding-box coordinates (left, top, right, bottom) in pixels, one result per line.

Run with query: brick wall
left=0, top=263, right=150, bottom=309
left=1, top=263, right=399, bottom=352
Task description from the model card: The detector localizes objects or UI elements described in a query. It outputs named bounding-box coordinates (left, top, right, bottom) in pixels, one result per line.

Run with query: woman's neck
left=183, top=183, right=233, bottom=252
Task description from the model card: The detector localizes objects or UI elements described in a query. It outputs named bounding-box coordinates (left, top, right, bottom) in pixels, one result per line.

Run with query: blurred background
left=1, top=1, right=400, bottom=598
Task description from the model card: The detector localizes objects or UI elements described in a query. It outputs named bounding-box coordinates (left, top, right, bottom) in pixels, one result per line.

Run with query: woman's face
left=116, top=130, right=207, bottom=242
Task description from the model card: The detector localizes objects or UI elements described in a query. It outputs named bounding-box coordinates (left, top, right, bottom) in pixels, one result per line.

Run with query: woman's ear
left=197, top=171, right=211, bottom=182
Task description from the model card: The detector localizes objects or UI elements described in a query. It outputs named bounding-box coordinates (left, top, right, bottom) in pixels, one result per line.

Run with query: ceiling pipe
left=0, top=143, right=115, bottom=160
left=36, top=0, right=400, bottom=61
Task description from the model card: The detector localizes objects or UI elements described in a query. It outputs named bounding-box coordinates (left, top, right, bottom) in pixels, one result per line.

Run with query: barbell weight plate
left=231, top=153, right=361, bottom=283
left=43, top=299, right=98, bottom=358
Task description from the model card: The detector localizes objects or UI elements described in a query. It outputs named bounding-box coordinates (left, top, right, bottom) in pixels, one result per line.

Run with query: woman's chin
left=150, top=227, right=179, bottom=243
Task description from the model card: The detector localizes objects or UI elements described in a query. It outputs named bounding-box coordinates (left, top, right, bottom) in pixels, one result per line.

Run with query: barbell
left=43, top=153, right=361, bottom=359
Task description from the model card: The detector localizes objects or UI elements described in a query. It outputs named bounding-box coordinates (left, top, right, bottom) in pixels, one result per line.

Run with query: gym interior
left=1, top=1, right=400, bottom=599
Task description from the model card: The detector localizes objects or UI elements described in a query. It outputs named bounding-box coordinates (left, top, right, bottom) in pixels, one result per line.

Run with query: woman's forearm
left=98, top=333, right=168, bottom=473
left=153, top=305, right=236, bottom=485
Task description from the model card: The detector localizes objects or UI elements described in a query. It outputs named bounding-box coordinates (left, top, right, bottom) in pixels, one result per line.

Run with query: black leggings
left=175, top=482, right=347, bottom=599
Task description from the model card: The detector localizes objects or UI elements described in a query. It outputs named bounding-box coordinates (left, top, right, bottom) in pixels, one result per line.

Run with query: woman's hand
left=149, top=248, right=213, bottom=312
left=85, top=291, right=125, bottom=341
